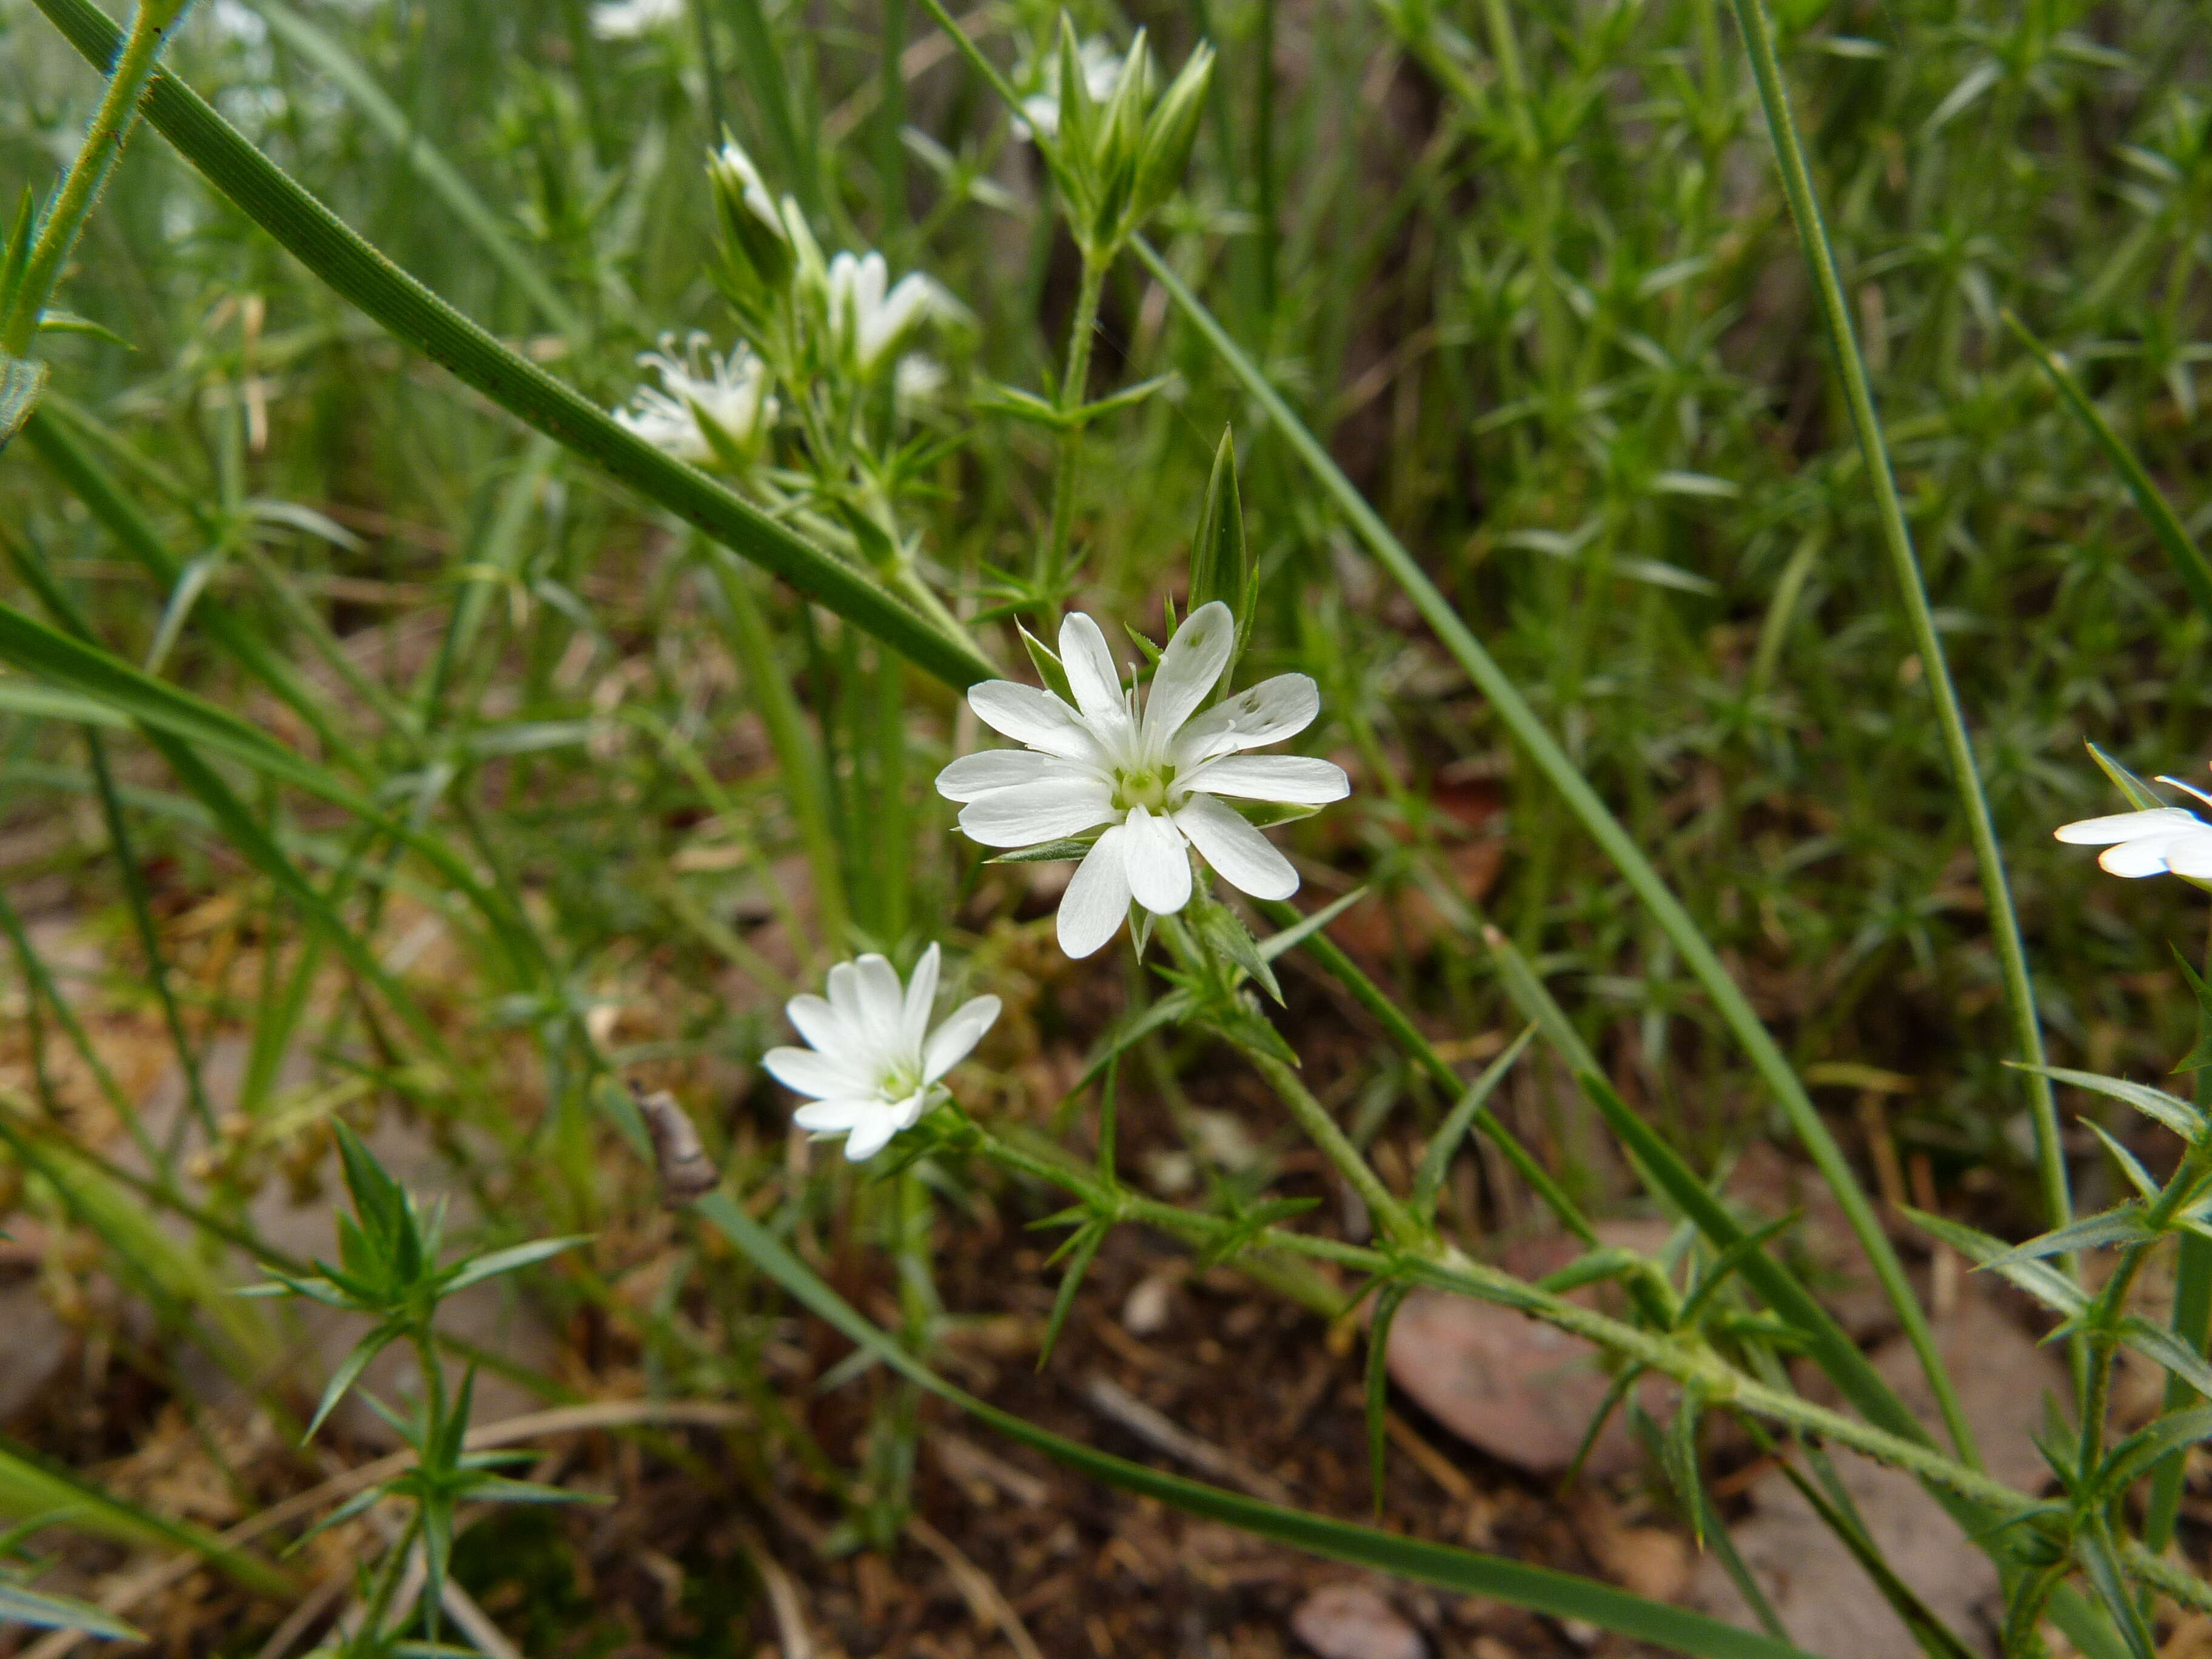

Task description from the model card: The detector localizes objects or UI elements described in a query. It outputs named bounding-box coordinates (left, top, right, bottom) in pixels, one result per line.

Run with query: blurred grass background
left=1, top=0, right=2211, bottom=1643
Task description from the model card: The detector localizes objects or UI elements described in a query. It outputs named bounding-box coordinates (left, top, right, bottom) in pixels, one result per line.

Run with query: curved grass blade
left=29, top=0, right=996, bottom=692
left=250, top=0, right=584, bottom=340
left=1721, top=0, right=2068, bottom=1424
left=693, top=1193, right=1823, bottom=1659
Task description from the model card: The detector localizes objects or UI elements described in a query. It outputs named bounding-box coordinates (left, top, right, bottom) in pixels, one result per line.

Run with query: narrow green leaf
left=1410, top=1025, right=1533, bottom=1219
left=694, top=1193, right=1820, bottom=1659
left=2080, top=1122, right=2160, bottom=1201
left=2096, top=1405, right=2212, bottom=1499
left=2007, top=313, right=2212, bottom=629
left=1364, top=1283, right=1409, bottom=1516
left=1985, top=1205, right=2154, bottom=1265
left=2122, top=1315, right=2212, bottom=1401
left=1761, top=1452, right=1980, bottom=1659
left=1902, top=1208, right=2089, bottom=1316
left=2010, top=1064, right=2204, bottom=1142
left=438, top=1236, right=589, bottom=1296
left=1038, top=1221, right=1107, bottom=1369
left=2075, top=1519, right=2158, bottom=1659
left=307, top=1325, right=401, bottom=1439
left=29, top=0, right=995, bottom=691
left=0, top=1580, right=141, bottom=1639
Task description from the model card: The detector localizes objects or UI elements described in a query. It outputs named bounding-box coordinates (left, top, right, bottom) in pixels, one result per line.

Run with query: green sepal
left=1189, top=426, right=1254, bottom=671
left=1018, top=620, right=1076, bottom=703
left=987, top=836, right=1098, bottom=863
left=1131, top=40, right=1214, bottom=223
left=1191, top=893, right=1282, bottom=1005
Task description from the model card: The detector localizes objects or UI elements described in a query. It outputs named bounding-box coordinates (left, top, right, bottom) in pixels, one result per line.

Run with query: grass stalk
left=1723, top=0, right=2072, bottom=1364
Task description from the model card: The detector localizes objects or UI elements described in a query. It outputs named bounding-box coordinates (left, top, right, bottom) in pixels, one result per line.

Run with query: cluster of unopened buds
left=770, top=602, right=1346, bottom=1162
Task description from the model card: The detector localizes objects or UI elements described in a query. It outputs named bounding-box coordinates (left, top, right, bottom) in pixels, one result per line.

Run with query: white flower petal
left=793, top=1098, right=878, bottom=1132
left=923, top=994, right=1001, bottom=1082
left=1059, top=611, right=1131, bottom=734
left=824, top=959, right=867, bottom=1029
left=853, top=954, right=907, bottom=1050
left=764, top=1046, right=865, bottom=1101
left=843, top=1111, right=903, bottom=1161
left=902, top=943, right=941, bottom=1052
left=1143, top=602, right=1235, bottom=745
left=967, top=680, right=1102, bottom=762
left=957, top=777, right=1114, bottom=846
left=783, top=993, right=848, bottom=1056
left=1173, top=792, right=1299, bottom=900
left=1173, top=674, right=1321, bottom=763
left=935, top=748, right=1088, bottom=802
left=1188, top=754, right=1350, bottom=804
left=1058, top=825, right=1133, bottom=958
left=2099, top=833, right=2195, bottom=877
left=2160, top=831, right=2212, bottom=879
left=2054, top=807, right=2201, bottom=845
left=1122, top=803, right=1193, bottom=914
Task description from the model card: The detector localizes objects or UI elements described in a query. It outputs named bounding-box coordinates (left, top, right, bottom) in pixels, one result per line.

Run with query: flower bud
left=708, top=136, right=792, bottom=293
left=1132, top=41, right=1213, bottom=223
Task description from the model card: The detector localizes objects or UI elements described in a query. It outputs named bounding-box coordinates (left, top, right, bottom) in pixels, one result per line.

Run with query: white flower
left=764, top=945, right=1000, bottom=1161
left=614, top=332, right=776, bottom=463
left=708, top=141, right=786, bottom=247
left=2056, top=774, right=2212, bottom=879
left=936, top=602, right=1350, bottom=959
left=1013, top=36, right=1124, bottom=141
left=894, top=354, right=947, bottom=407
left=590, top=0, right=685, bottom=39
left=826, top=251, right=944, bottom=375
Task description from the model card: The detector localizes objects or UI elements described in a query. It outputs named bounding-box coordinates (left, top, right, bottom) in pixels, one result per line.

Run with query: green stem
left=1133, top=233, right=1980, bottom=1472
left=1254, top=897, right=1597, bottom=1247
left=954, top=1119, right=2028, bottom=1518
left=1241, top=1045, right=1421, bottom=1248
left=4, top=0, right=187, bottom=355
left=1725, top=0, right=2073, bottom=1394
left=1041, top=252, right=1110, bottom=600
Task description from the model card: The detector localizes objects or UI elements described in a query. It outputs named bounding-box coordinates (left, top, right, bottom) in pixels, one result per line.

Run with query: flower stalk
left=1041, top=250, right=1109, bottom=600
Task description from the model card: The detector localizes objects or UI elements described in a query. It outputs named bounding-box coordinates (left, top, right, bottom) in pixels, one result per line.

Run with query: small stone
left=1291, top=1584, right=1426, bottom=1659
left=1121, top=1273, right=1175, bottom=1336
left=1384, top=1289, right=1647, bottom=1478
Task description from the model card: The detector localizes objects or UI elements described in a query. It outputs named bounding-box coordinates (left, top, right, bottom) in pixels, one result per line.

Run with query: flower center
left=877, top=1062, right=922, bottom=1101
left=1112, top=766, right=1176, bottom=814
